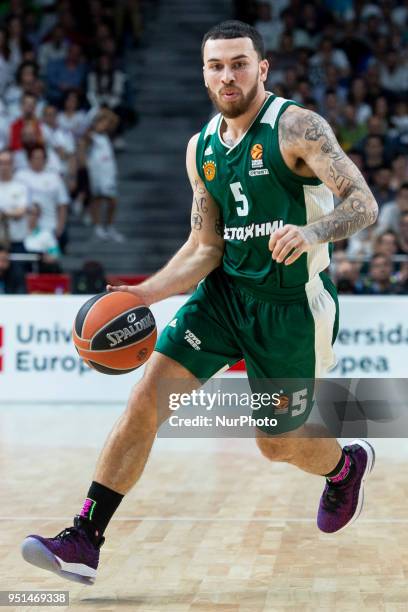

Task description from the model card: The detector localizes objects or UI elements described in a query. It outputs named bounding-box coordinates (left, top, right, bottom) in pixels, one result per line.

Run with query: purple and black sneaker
left=318, top=439, right=375, bottom=534
left=21, top=516, right=104, bottom=585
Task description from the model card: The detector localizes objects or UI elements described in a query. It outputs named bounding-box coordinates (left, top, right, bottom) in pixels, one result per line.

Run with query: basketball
left=72, top=292, right=157, bottom=374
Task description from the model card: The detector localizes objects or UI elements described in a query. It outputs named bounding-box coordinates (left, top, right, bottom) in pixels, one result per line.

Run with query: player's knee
left=124, top=378, right=157, bottom=427
left=256, top=435, right=295, bottom=462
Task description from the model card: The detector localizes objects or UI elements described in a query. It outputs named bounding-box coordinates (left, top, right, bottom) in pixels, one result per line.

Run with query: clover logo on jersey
left=203, top=160, right=216, bottom=181
left=250, top=143, right=263, bottom=160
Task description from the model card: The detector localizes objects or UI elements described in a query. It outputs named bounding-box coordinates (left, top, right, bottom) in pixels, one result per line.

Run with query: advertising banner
left=0, top=295, right=407, bottom=402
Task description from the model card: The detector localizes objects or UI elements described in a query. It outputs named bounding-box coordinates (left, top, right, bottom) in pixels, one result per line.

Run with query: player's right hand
left=106, top=284, right=152, bottom=306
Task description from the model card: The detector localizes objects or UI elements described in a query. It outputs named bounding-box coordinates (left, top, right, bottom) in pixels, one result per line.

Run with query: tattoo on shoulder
left=304, top=113, right=345, bottom=162
left=281, top=109, right=378, bottom=241
left=193, top=179, right=206, bottom=195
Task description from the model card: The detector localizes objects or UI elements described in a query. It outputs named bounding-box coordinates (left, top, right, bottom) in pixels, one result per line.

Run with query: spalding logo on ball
left=72, top=292, right=157, bottom=374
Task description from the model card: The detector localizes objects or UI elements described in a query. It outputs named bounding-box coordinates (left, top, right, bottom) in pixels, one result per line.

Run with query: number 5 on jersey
left=230, top=182, right=249, bottom=217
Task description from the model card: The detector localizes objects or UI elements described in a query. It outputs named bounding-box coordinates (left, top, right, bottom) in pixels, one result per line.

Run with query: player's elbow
left=366, top=198, right=379, bottom=227
left=199, top=242, right=224, bottom=266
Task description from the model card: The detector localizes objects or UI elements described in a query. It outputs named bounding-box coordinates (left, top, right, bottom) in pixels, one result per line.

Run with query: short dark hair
left=201, top=20, right=265, bottom=61
left=27, top=144, right=46, bottom=160
left=22, top=92, right=37, bottom=103
left=371, top=253, right=390, bottom=264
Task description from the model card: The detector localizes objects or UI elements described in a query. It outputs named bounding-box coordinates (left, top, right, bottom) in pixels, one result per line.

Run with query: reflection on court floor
left=1, top=404, right=408, bottom=611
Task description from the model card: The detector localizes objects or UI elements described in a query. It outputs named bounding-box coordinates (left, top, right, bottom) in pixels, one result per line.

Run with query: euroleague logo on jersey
left=250, top=143, right=263, bottom=160
left=203, top=160, right=216, bottom=181
left=249, top=143, right=268, bottom=175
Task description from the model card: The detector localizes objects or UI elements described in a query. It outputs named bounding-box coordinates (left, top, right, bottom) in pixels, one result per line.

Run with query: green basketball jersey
left=196, top=93, right=334, bottom=300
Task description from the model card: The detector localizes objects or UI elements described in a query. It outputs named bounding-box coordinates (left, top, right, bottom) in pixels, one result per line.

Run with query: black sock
left=324, top=449, right=352, bottom=483
left=79, top=481, right=124, bottom=537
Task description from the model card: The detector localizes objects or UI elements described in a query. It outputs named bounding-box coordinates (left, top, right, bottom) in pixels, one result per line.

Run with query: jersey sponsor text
left=223, top=219, right=284, bottom=242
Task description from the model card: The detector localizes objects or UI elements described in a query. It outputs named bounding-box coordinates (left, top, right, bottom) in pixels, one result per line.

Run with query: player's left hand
left=268, top=224, right=315, bottom=266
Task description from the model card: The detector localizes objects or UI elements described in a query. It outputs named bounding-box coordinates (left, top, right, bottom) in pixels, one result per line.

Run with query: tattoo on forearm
left=306, top=198, right=378, bottom=243
left=192, top=213, right=203, bottom=231
left=215, top=217, right=223, bottom=236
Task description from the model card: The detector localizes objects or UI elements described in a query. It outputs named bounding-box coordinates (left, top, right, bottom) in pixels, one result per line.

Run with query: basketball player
left=22, top=21, right=378, bottom=584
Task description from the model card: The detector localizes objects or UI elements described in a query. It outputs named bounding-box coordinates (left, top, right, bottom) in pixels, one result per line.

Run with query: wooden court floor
left=1, top=405, right=408, bottom=612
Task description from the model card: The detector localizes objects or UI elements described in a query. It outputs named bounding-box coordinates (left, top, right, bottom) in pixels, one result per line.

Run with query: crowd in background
left=235, top=0, right=408, bottom=294
left=0, top=0, right=141, bottom=294
left=1, top=1, right=408, bottom=295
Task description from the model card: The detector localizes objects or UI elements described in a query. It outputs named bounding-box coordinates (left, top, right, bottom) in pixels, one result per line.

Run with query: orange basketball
left=72, top=292, right=157, bottom=374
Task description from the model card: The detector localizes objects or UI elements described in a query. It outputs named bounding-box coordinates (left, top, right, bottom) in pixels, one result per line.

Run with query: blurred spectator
left=338, top=103, right=367, bottom=152
left=7, top=15, right=31, bottom=73
left=9, top=92, right=42, bottom=151
left=390, top=101, right=408, bottom=155
left=87, top=54, right=125, bottom=112
left=373, top=230, right=400, bottom=273
left=275, top=32, right=298, bottom=71
left=338, top=20, right=371, bottom=72
left=0, top=149, right=29, bottom=253
left=58, top=89, right=97, bottom=140
left=390, top=155, right=408, bottom=191
left=23, top=9, right=44, bottom=52
left=373, top=230, right=399, bottom=260
left=362, top=135, right=387, bottom=182
left=73, top=259, right=107, bottom=294
left=379, top=49, right=408, bottom=95
left=348, top=77, right=372, bottom=124
left=309, top=37, right=350, bottom=87
left=38, top=23, right=69, bottom=74
left=41, top=103, right=76, bottom=188
left=321, top=89, right=342, bottom=126
left=86, top=111, right=124, bottom=242
left=15, top=145, right=69, bottom=252
left=4, top=61, right=42, bottom=122
left=24, top=203, right=61, bottom=264
left=254, top=2, right=275, bottom=51
left=373, top=96, right=390, bottom=128
left=313, top=65, right=348, bottom=110
left=13, top=121, right=62, bottom=175
left=376, top=183, right=408, bottom=234
left=364, top=64, right=387, bottom=107
left=265, top=51, right=285, bottom=89
left=114, top=0, right=143, bottom=47
left=333, top=256, right=364, bottom=294
left=397, top=212, right=408, bottom=256
left=359, top=254, right=399, bottom=295
left=46, top=43, right=88, bottom=105
left=370, top=165, right=395, bottom=207
left=347, top=223, right=375, bottom=259
left=0, top=27, right=13, bottom=96
left=0, top=244, right=25, bottom=293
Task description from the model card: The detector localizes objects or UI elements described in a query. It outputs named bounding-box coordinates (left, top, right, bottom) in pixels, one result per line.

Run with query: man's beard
left=207, top=79, right=260, bottom=119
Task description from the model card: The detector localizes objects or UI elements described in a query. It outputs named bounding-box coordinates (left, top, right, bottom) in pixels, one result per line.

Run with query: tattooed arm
left=269, top=106, right=378, bottom=265
left=108, top=133, right=224, bottom=304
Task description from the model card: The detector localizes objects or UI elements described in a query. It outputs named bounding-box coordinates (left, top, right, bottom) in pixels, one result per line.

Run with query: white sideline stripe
left=5, top=516, right=408, bottom=524
left=54, top=554, right=96, bottom=578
